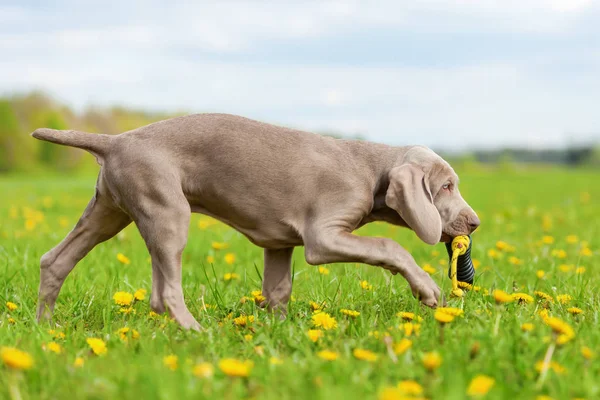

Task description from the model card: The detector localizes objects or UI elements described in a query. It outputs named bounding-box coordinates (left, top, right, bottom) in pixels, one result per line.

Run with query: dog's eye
left=442, top=183, right=451, bottom=190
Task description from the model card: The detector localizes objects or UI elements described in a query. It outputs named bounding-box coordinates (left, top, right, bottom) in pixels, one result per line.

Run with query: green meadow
left=0, top=166, right=598, bottom=400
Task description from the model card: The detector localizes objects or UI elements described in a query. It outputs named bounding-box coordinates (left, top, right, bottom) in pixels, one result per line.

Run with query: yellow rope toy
left=449, top=235, right=471, bottom=297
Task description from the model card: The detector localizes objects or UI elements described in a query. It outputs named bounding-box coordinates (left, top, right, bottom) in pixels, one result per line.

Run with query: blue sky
left=1, top=0, right=599, bottom=150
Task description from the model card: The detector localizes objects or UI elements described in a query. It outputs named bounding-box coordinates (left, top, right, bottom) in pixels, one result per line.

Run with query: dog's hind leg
left=262, top=247, right=294, bottom=318
left=36, top=191, right=131, bottom=323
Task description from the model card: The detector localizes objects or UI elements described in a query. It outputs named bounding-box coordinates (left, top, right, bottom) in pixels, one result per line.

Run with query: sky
left=1, top=0, right=599, bottom=151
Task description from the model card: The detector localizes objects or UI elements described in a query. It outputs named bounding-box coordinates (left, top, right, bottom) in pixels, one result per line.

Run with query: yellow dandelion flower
left=117, top=327, right=140, bottom=342
left=163, top=354, right=178, bottom=371
left=8, top=317, right=16, bottom=324
left=508, top=256, right=522, bottom=265
left=437, top=307, right=464, bottom=316
left=233, top=315, right=255, bottom=327
left=379, top=387, right=405, bottom=400
left=575, top=267, right=586, bottom=274
left=559, top=264, right=574, bottom=272
left=551, top=249, right=567, bottom=259
left=521, top=323, right=534, bottom=332
left=244, top=334, right=253, bottom=342
left=535, top=360, right=566, bottom=374
left=116, top=253, right=130, bottom=265
left=86, top=338, right=107, bottom=356
left=422, top=263, right=437, bottom=274
left=112, top=291, right=134, bottom=306
left=538, top=309, right=550, bottom=321
left=119, top=306, right=135, bottom=315
left=566, top=235, right=579, bottom=244
left=360, top=280, right=373, bottom=290
left=512, top=293, right=534, bottom=304
left=310, top=301, right=326, bottom=312
left=434, top=310, right=455, bottom=324
left=487, top=249, right=500, bottom=259
left=134, top=288, right=147, bottom=301
left=472, top=259, right=481, bottom=269
left=254, top=346, right=264, bottom=357
left=6, top=302, right=18, bottom=311
left=1, top=347, right=34, bottom=370
left=536, top=270, right=545, bottom=279
left=496, top=241, right=512, bottom=251
left=149, top=311, right=159, bottom=319
left=311, top=312, right=337, bottom=330
left=542, top=236, right=555, bottom=244
left=422, top=352, right=442, bottom=371
left=340, top=309, right=360, bottom=318
left=581, top=346, right=594, bottom=360
left=397, top=380, right=423, bottom=395
left=307, top=329, right=323, bottom=343
left=353, top=348, right=378, bottom=362
left=438, top=258, right=448, bottom=266
left=251, top=290, right=266, bottom=304
left=401, top=322, right=421, bottom=337
left=567, top=307, right=583, bottom=315
left=493, top=290, right=513, bottom=304
left=544, top=317, right=575, bottom=343
left=224, top=272, right=240, bottom=281
left=211, top=242, right=228, bottom=250
left=317, top=350, right=339, bottom=361
left=206, top=255, right=215, bottom=264
left=393, top=338, right=412, bottom=355
left=556, top=294, right=572, bottom=304
left=269, top=357, right=283, bottom=365
left=44, top=342, right=62, bottom=354
left=580, top=247, right=592, bottom=257
left=73, top=357, right=84, bottom=368
left=193, top=362, right=214, bottom=378
left=467, top=375, right=495, bottom=396
left=218, top=358, right=253, bottom=377
left=431, top=250, right=440, bottom=257
left=536, top=396, right=555, bottom=400
left=397, top=312, right=423, bottom=322
left=534, top=291, right=554, bottom=303
left=224, top=253, right=236, bottom=265
left=318, top=266, right=330, bottom=275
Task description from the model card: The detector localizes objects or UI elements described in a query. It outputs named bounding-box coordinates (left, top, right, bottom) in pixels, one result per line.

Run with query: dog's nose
left=468, top=215, right=480, bottom=233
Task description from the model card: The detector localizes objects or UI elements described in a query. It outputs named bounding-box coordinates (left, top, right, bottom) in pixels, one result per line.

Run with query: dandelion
left=73, top=357, right=84, bottom=368
left=317, top=350, right=339, bottom=361
left=559, top=264, right=574, bottom=272
left=508, top=256, right=522, bottom=265
left=233, top=315, right=254, bottom=327
left=551, top=249, right=567, bottom=259
left=401, top=322, right=421, bottom=337
left=244, top=334, right=253, bottom=342
left=206, top=255, right=215, bottom=264
left=116, top=253, right=131, bottom=265
left=467, top=375, right=495, bottom=396
left=580, top=247, right=592, bottom=257
left=251, top=290, right=266, bottom=305
left=224, top=272, right=240, bottom=281
left=113, top=291, right=134, bottom=306
left=8, top=318, right=15, bottom=324
left=397, top=380, right=423, bottom=396
left=43, top=342, right=62, bottom=354
left=1, top=347, right=34, bottom=370
left=163, top=354, right=178, bottom=371
left=224, top=253, right=236, bottom=265
left=512, top=293, right=534, bottom=304
left=211, top=242, right=228, bottom=250
left=193, top=362, right=214, bottom=378
left=534, top=291, right=554, bottom=303
left=307, top=330, right=323, bottom=343
left=493, top=290, right=513, bottom=304
left=360, top=280, right=373, bottom=290
left=556, top=294, right=572, bottom=304
left=86, top=338, right=107, bottom=356
left=393, top=338, right=412, bottom=355
left=6, top=302, right=17, bottom=311
left=521, top=323, right=534, bottom=332
left=472, top=259, right=481, bottom=269
left=422, top=264, right=437, bottom=274
left=149, top=311, right=159, bottom=319
left=353, top=349, right=378, bottom=362
left=318, top=266, right=330, bottom=275
left=119, top=307, right=135, bottom=315
left=536, top=270, right=546, bottom=279
left=134, top=289, right=147, bottom=301
left=117, top=327, right=140, bottom=342
left=542, top=236, right=555, bottom=244
left=544, top=317, right=575, bottom=344
left=535, top=360, right=566, bottom=374
left=567, top=307, right=583, bottom=315
left=218, top=358, right=253, bottom=377
left=436, top=307, right=464, bottom=317
left=434, top=310, right=455, bottom=324
left=340, top=309, right=360, bottom=318
left=311, top=312, right=337, bottom=330
left=397, top=312, right=422, bottom=322
left=422, top=352, right=442, bottom=372
left=310, top=301, right=326, bottom=312
left=581, top=346, right=594, bottom=360
left=269, top=357, right=283, bottom=365
left=496, top=241, right=514, bottom=252
left=566, top=235, right=579, bottom=244
left=575, top=267, right=586, bottom=274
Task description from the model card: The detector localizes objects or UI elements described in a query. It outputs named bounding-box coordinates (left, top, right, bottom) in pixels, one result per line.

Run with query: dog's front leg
left=304, top=229, right=441, bottom=307
left=261, top=247, right=294, bottom=318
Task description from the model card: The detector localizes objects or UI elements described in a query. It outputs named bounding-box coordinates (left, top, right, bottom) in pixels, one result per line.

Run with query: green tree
left=0, top=100, right=31, bottom=171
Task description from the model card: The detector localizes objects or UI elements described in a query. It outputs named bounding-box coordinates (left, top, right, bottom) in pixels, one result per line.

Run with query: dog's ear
left=385, top=164, right=442, bottom=245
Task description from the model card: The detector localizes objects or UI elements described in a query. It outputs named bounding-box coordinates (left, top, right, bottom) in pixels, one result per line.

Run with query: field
left=0, top=167, right=598, bottom=400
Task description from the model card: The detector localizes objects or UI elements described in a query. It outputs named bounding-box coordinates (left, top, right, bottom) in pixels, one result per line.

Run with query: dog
left=32, top=113, right=479, bottom=330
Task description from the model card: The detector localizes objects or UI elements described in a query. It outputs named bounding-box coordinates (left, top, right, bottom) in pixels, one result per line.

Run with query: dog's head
left=385, top=146, right=480, bottom=245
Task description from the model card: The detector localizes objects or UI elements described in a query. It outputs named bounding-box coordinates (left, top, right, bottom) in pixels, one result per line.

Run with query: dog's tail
left=31, top=128, right=112, bottom=163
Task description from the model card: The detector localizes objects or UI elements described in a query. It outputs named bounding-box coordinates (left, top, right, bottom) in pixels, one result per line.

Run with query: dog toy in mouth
left=444, top=235, right=475, bottom=298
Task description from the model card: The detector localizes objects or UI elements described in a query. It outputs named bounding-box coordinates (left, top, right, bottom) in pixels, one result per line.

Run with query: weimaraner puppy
left=32, top=113, right=479, bottom=330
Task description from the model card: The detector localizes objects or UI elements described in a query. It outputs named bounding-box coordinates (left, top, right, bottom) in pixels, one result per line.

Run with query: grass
left=0, top=166, right=598, bottom=400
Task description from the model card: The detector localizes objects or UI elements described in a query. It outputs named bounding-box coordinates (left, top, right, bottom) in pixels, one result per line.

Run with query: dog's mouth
left=440, top=232, right=453, bottom=243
